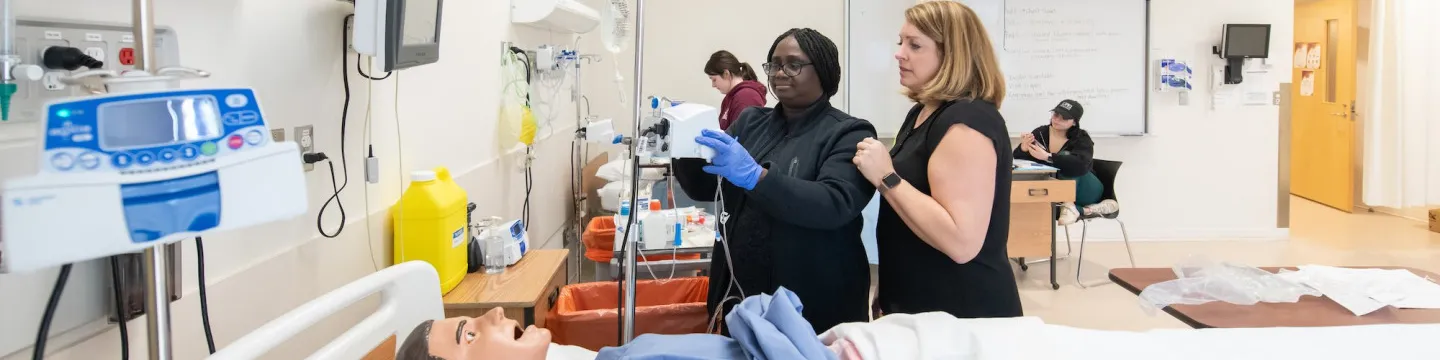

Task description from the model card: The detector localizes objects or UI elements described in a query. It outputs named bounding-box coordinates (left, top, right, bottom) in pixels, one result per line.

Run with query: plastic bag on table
left=548, top=277, right=711, bottom=351
left=1138, top=256, right=1320, bottom=315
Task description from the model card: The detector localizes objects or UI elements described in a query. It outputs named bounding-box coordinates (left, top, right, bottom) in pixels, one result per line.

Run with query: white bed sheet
left=218, top=262, right=1440, bottom=360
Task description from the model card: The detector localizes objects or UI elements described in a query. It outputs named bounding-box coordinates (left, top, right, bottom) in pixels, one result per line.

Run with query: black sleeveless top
left=876, top=99, right=1023, bottom=318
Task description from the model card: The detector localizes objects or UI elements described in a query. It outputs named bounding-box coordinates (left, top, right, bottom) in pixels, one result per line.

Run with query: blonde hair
left=903, top=1, right=1006, bottom=107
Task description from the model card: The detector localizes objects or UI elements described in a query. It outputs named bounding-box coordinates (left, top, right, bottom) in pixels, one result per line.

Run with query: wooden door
left=1291, top=0, right=1358, bottom=212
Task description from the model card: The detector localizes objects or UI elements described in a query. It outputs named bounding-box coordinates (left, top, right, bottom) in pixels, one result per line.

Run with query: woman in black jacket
left=673, top=28, right=876, bottom=334
left=1014, top=99, right=1103, bottom=225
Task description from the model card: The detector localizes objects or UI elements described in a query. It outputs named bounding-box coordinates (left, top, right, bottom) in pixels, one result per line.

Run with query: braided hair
left=766, top=28, right=842, bottom=99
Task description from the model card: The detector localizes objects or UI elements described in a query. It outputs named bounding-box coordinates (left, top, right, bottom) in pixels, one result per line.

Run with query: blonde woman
left=852, top=1, right=1022, bottom=318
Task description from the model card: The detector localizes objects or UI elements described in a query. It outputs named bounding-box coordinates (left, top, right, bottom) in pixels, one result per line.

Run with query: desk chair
left=1068, top=159, right=1136, bottom=288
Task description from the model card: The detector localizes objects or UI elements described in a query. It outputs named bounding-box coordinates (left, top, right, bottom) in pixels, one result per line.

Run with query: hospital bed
left=212, top=261, right=1440, bottom=360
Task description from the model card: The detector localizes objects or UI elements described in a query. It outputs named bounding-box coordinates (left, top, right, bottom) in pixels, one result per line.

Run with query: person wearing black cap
left=1015, top=99, right=1103, bottom=225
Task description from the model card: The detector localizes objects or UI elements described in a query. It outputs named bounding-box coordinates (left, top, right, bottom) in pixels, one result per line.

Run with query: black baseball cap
left=1051, top=99, right=1083, bottom=121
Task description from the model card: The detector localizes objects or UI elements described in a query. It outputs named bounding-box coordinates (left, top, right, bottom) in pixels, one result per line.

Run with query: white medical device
left=658, top=102, right=720, bottom=160
left=0, top=88, right=307, bottom=273
left=474, top=217, right=530, bottom=266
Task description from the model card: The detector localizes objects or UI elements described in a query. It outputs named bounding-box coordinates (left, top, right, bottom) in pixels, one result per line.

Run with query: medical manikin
left=396, top=308, right=551, bottom=360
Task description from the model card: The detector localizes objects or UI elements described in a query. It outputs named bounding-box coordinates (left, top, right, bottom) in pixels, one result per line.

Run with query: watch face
left=883, top=173, right=902, bottom=188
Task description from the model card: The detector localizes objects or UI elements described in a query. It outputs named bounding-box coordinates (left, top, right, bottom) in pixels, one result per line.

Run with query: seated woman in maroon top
left=704, top=50, right=768, bottom=130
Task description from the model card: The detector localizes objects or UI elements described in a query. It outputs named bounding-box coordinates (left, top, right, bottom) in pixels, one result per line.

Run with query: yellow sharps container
left=393, top=167, right=469, bottom=295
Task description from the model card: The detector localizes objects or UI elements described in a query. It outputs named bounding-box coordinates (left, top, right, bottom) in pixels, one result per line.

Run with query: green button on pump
left=201, top=141, right=218, bottom=155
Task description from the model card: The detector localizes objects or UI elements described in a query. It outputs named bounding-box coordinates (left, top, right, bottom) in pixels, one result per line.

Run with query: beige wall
left=0, top=0, right=848, bottom=358
left=0, top=0, right=589, bottom=358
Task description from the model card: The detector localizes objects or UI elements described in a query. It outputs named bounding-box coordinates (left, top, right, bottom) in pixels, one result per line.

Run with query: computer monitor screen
left=1223, top=24, right=1271, bottom=58
left=402, top=0, right=439, bottom=45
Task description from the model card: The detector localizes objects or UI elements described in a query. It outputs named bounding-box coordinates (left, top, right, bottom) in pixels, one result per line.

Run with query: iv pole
left=620, top=0, right=646, bottom=344
left=133, top=0, right=175, bottom=358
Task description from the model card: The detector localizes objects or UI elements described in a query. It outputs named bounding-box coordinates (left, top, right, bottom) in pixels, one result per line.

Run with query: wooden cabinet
left=1006, top=180, right=1075, bottom=259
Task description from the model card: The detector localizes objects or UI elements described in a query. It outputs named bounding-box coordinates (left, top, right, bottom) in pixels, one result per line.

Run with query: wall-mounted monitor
left=1216, top=24, right=1271, bottom=84
left=354, top=0, right=444, bottom=72
left=1221, top=24, right=1272, bottom=58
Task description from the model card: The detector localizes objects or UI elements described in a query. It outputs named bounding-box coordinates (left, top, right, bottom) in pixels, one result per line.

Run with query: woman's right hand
left=1020, top=133, right=1034, bottom=147
left=696, top=129, right=764, bottom=190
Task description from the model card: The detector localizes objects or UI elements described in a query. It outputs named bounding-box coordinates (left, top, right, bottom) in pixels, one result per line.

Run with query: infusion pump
left=1, top=88, right=307, bottom=273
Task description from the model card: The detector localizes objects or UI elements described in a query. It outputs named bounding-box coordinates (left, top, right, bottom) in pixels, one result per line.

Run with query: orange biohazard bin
left=547, top=277, right=711, bottom=351
left=582, top=216, right=703, bottom=263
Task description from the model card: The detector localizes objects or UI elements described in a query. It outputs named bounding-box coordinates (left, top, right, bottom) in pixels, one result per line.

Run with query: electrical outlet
left=296, top=125, right=315, bottom=172
left=270, top=128, right=286, bottom=142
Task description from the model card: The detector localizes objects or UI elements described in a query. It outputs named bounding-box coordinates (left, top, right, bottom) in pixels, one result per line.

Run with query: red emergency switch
left=118, top=48, right=135, bottom=66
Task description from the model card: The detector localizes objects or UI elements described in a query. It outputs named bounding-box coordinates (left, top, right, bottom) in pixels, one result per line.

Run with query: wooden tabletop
left=1110, top=266, right=1440, bottom=328
left=443, top=249, right=569, bottom=309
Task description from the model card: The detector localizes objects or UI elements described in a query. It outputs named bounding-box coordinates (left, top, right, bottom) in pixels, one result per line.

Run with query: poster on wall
left=1294, top=43, right=1310, bottom=68
left=1307, top=43, right=1323, bottom=69
left=1300, top=71, right=1316, bottom=96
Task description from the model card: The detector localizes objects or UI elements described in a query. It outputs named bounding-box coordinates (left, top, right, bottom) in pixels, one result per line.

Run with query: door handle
left=1331, top=112, right=1348, bottom=117
left=1028, top=188, right=1049, bottom=196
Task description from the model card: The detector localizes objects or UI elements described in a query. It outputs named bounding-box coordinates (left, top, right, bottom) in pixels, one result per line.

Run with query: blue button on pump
left=112, top=153, right=134, bottom=168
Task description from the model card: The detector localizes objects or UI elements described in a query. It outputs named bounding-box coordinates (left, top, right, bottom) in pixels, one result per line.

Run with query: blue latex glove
left=696, top=129, right=763, bottom=190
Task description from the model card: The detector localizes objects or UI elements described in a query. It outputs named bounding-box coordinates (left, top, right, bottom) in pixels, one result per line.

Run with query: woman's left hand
left=853, top=138, right=895, bottom=187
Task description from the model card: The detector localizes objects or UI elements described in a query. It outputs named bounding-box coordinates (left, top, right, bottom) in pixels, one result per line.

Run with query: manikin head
left=396, top=307, right=550, bottom=360
left=705, top=50, right=758, bottom=94
left=895, top=1, right=1006, bottom=106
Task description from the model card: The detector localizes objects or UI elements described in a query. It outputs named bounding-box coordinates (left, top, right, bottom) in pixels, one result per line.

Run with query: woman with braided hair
left=673, top=28, right=878, bottom=334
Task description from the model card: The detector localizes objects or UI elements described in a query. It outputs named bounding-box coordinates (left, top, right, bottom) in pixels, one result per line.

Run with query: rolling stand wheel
left=1052, top=283, right=1060, bottom=290
left=1020, top=263, right=1029, bottom=271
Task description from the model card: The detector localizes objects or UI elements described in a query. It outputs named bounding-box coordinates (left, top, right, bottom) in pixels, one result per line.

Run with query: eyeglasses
left=762, top=62, right=813, bottom=77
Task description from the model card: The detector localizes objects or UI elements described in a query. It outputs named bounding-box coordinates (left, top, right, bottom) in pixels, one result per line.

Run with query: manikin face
left=895, top=22, right=941, bottom=92
left=709, top=72, right=734, bottom=94
left=425, top=308, right=550, bottom=360
left=1050, top=113, right=1076, bottom=130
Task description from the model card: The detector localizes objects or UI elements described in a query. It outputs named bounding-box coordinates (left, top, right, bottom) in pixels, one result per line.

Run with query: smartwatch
left=880, top=172, right=903, bottom=192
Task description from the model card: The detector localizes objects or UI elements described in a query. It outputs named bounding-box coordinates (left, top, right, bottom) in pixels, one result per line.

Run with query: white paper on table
left=1293, top=266, right=1440, bottom=315
left=1292, top=266, right=1388, bottom=316
left=1377, top=269, right=1440, bottom=309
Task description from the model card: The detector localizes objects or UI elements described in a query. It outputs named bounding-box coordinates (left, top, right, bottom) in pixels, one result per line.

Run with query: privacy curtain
left=1361, top=0, right=1440, bottom=208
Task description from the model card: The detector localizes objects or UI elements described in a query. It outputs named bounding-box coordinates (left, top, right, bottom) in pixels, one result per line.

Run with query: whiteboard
left=846, top=0, right=1150, bottom=136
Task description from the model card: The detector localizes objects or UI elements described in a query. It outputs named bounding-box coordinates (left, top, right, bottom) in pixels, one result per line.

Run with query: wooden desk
left=1110, top=267, right=1440, bottom=328
left=1007, top=171, right=1075, bottom=290
left=443, top=249, right=569, bottom=327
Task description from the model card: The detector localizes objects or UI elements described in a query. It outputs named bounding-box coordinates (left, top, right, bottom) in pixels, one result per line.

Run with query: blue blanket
left=595, top=287, right=835, bottom=360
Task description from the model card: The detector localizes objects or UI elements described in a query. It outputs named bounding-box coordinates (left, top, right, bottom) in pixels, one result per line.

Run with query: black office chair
left=1065, top=159, right=1135, bottom=288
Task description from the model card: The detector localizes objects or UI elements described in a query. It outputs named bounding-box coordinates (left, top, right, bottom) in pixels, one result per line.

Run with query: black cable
left=316, top=158, right=347, bottom=238
left=507, top=47, right=533, bottom=106
left=33, top=264, right=73, bottom=360
left=356, top=53, right=392, bottom=80
left=315, top=14, right=356, bottom=238
left=523, top=148, right=533, bottom=232
left=615, top=148, right=643, bottom=344
left=196, top=237, right=216, bottom=354
left=108, top=258, right=129, bottom=360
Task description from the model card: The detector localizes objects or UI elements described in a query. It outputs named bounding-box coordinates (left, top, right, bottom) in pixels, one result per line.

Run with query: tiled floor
left=1016, top=196, right=1440, bottom=331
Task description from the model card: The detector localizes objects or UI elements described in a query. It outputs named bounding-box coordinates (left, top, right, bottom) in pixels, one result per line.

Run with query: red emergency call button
left=119, top=48, right=135, bottom=66
left=227, top=135, right=244, bottom=149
